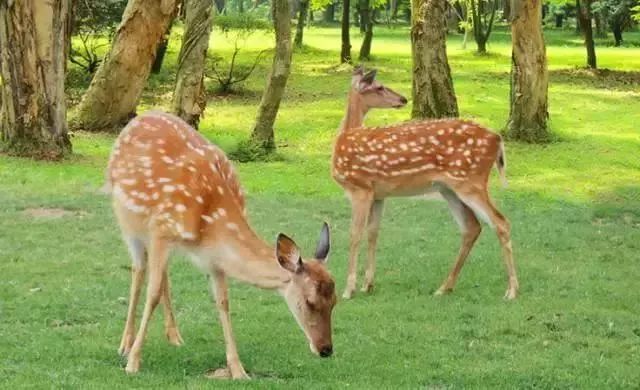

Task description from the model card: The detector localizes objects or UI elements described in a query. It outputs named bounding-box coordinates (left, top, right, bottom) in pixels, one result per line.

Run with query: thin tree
left=172, top=0, right=214, bottom=128
left=341, top=0, right=352, bottom=62
left=74, top=0, right=177, bottom=131
left=505, top=0, right=550, bottom=143
left=577, top=0, right=596, bottom=68
left=469, top=0, right=497, bottom=53
left=411, top=0, right=459, bottom=119
left=0, top=0, right=72, bottom=159
left=294, top=0, right=310, bottom=47
left=359, top=0, right=374, bottom=59
left=249, top=0, right=293, bottom=152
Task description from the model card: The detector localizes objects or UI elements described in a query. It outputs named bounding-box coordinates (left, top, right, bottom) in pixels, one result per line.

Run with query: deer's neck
left=198, top=220, right=289, bottom=290
left=340, top=91, right=368, bottom=132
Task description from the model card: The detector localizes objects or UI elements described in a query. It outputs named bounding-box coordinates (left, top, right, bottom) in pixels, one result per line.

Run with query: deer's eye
left=377, top=86, right=384, bottom=91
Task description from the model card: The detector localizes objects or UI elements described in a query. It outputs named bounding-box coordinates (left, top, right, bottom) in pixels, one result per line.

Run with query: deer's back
left=332, top=119, right=500, bottom=196
left=107, top=111, right=245, bottom=241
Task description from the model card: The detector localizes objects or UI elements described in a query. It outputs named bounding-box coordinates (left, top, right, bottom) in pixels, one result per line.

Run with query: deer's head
left=351, top=65, right=408, bottom=110
left=276, top=223, right=336, bottom=358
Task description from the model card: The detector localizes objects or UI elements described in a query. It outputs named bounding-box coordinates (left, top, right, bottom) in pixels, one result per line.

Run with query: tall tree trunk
left=239, top=0, right=244, bottom=13
left=75, top=0, right=177, bottom=131
left=503, top=0, right=510, bottom=20
left=577, top=0, right=596, bottom=69
left=594, top=10, right=606, bottom=38
left=294, top=0, right=310, bottom=47
left=172, top=0, right=213, bottom=128
left=611, top=23, right=623, bottom=46
left=214, top=0, right=225, bottom=13
left=505, top=0, right=550, bottom=143
left=151, top=21, right=173, bottom=74
left=341, top=0, right=352, bottom=62
left=359, top=0, right=373, bottom=60
left=411, top=0, right=459, bottom=119
left=391, top=0, right=399, bottom=20
left=324, top=3, right=335, bottom=22
left=0, top=0, right=72, bottom=159
left=250, top=0, right=292, bottom=151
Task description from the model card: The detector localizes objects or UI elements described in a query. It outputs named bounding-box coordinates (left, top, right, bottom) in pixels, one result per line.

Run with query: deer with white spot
left=333, top=67, right=518, bottom=300
left=105, top=111, right=336, bottom=377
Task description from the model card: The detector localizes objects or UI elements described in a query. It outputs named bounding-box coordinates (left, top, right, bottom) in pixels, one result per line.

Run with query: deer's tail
left=495, top=136, right=508, bottom=188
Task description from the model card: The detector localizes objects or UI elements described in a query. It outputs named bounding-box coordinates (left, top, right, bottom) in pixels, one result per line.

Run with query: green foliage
left=633, top=4, right=640, bottom=20
left=208, top=13, right=271, bottom=93
left=70, top=0, right=127, bottom=73
left=213, top=13, right=272, bottom=34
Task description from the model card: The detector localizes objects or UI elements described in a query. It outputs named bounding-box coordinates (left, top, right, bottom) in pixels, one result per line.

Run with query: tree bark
left=294, top=0, right=310, bottom=47
left=0, top=0, right=72, bottom=159
left=214, top=0, right=225, bottom=13
left=250, top=0, right=292, bottom=151
left=341, top=0, right=352, bottom=62
left=411, top=0, right=458, bottom=119
left=577, top=0, right=596, bottom=69
left=324, top=3, right=335, bottom=22
left=503, top=0, right=510, bottom=20
left=151, top=21, right=173, bottom=73
left=359, top=0, right=373, bottom=59
left=74, top=0, right=177, bottom=131
left=505, top=0, right=550, bottom=143
left=172, top=0, right=213, bottom=129
left=612, top=23, right=623, bottom=46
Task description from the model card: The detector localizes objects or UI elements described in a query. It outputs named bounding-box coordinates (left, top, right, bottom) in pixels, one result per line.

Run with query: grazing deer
left=332, top=67, right=518, bottom=300
left=105, top=111, right=336, bottom=377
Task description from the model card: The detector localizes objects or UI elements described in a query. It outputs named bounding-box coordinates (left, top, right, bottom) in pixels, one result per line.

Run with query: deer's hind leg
left=434, top=189, right=482, bottom=296
left=161, top=270, right=183, bottom=346
left=457, top=190, right=518, bottom=300
left=119, top=236, right=146, bottom=356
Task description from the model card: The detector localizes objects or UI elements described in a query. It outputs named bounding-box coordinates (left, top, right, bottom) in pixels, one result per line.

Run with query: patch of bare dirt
left=22, top=208, right=87, bottom=219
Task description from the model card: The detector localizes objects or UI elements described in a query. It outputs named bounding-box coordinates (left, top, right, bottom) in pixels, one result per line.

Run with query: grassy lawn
left=1, top=25, right=639, bottom=388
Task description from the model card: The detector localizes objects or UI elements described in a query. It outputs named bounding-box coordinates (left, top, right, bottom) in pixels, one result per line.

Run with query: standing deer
left=332, top=67, right=518, bottom=300
left=106, top=111, right=336, bottom=377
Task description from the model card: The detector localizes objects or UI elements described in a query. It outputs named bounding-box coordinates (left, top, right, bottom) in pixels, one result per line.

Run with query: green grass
left=2, top=25, right=640, bottom=388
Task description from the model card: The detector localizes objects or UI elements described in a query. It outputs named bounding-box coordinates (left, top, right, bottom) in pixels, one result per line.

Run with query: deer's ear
left=276, top=233, right=303, bottom=273
left=361, top=69, right=377, bottom=85
left=314, top=222, right=331, bottom=263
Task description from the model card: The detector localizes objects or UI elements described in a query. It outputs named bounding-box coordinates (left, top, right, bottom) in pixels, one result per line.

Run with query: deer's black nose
left=319, top=345, right=333, bottom=358
left=400, top=96, right=408, bottom=104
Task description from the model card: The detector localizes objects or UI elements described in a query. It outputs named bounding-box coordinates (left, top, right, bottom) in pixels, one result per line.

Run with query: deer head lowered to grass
left=332, top=66, right=518, bottom=300
left=105, top=110, right=337, bottom=378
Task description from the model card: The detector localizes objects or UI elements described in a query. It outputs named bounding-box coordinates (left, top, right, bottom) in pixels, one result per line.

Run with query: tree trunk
left=341, top=0, right=352, bottom=62
left=411, top=0, right=459, bottom=119
left=172, top=0, right=213, bottom=129
left=359, top=0, right=373, bottom=59
left=324, top=3, right=335, bottom=22
left=594, top=10, right=606, bottom=38
left=577, top=0, right=596, bottom=69
left=0, top=0, right=72, bottom=159
left=239, top=0, right=244, bottom=13
left=503, top=0, right=510, bottom=20
left=612, top=23, right=622, bottom=46
left=214, top=0, right=225, bottom=13
left=391, top=0, right=399, bottom=20
left=250, top=0, right=292, bottom=151
left=294, top=0, right=310, bottom=47
left=151, top=21, right=173, bottom=74
left=505, top=0, right=550, bottom=143
left=75, top=0, right=177, bottom=131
